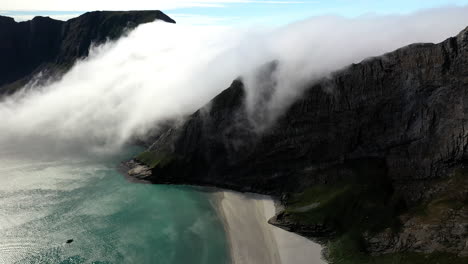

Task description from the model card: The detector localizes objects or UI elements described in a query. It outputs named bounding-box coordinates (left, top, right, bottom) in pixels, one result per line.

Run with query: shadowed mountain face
left=135, top=26, right=468, bottom=200
left=129, top=26, right=468, bottom=257
left=0, top=11, right=175, bottom=94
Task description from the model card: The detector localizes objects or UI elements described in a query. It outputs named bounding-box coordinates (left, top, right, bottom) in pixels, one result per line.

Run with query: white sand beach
left=216, top=191, right=326, bottom=264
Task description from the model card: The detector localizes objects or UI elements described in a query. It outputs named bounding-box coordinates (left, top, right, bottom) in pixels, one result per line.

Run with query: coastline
left=214, top=190, right=326, bottom=264
left=120, top=160, right=325, bottom=263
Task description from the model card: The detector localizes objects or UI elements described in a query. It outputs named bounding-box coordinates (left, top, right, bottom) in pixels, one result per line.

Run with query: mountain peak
left=0, top=10, right=176, bottom=94
left=0, top=15, right=15, bottom=24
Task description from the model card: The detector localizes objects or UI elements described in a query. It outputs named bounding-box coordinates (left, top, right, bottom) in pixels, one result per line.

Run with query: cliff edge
left=127, top=26, right=468, bottom=262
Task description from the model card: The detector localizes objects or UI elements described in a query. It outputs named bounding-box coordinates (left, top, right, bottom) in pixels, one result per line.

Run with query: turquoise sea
left=0, top=147, right=229, bottom=264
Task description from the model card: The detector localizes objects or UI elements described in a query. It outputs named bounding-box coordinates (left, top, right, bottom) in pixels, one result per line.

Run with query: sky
left=2, top=0, right=468, bottom=25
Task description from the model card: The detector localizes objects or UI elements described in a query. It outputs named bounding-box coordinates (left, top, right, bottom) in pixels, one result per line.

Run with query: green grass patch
left=286, top=185, right=350, bottom=210
left=407, top=168, right=468, bottom=221
left=285, top=183, right=402, bottom=235
left=135, top=151, right=173, bottom=169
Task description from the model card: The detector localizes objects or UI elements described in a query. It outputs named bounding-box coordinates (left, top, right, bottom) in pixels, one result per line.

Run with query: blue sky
left=2, top=0, right=468, bottom=25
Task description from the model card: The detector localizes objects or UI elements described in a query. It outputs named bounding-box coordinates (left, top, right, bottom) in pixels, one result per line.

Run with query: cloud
left=1, top=6, right=468, bottom=157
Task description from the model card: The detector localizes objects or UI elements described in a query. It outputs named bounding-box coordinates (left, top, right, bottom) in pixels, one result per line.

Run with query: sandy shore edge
left=213, top=190, right=326, bottom=264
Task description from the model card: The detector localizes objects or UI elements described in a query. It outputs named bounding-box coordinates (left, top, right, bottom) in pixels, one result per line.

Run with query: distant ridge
left=0, top=10, right=175, bottom=94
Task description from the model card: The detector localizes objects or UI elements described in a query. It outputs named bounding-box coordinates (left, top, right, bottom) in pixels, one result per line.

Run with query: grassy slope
left=281, top=168, right=468, bottom=264
left=135, top=151, right=173, bottom=169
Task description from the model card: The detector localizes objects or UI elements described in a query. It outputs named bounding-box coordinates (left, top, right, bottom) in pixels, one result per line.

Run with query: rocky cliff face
left=0, top=11, right=175, bottom=94
left=128, top=26, right=468, bottom=258
left=134, top=26, right=468, bottom=200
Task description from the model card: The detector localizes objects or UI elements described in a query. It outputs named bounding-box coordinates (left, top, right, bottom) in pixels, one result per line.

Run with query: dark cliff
left=128, top=26, right=468, bottom=260
left=0, top=11, right=175, bottom=94
left=134, top=26, right=468, bottom=201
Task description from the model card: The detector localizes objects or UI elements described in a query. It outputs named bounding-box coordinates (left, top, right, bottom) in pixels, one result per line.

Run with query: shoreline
left=214, top=190, right=326, bottom=264
left=120, top=161, right=325, bottom=263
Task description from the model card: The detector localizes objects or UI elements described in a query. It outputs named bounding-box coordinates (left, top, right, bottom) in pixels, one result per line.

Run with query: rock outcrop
left=128, top=26, right=468, bottom=257
left=364, top=169, right=468, bottom=257
left=0, top=11, right=175, bottom=94
left=133, top=26, right=468, bottom=200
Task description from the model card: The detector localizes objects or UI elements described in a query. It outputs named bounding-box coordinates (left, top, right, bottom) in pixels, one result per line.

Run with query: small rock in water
left=66, top=239, right=74, bottom=244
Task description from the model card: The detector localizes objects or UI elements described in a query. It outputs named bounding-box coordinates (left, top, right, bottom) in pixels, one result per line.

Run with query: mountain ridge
left=0, top=10, right=175, bottom=94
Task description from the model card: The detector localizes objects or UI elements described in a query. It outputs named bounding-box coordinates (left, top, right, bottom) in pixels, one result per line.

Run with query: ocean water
left=0, top=147, right=229, bottom=264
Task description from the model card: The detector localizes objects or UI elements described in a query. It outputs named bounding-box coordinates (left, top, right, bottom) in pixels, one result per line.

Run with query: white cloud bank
left=1, top=6, right=468, bottom=157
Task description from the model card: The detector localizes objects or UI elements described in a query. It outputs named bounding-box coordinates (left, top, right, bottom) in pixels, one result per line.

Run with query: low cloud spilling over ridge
left=1, top=6, right=468, bottom=157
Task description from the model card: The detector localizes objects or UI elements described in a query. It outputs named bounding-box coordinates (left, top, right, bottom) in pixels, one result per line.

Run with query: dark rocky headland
left=126, top=26, right=468, bottom=263
left=0, top=10, right=175, bottom=95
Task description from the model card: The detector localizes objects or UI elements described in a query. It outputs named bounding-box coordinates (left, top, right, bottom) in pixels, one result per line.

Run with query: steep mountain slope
left=0, top=11, right=175, bottom=94
left=127, top=26, right=468, bottom=260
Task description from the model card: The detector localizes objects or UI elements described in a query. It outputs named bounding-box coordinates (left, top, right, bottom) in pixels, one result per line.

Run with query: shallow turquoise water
left=0, top=147, right=229, bottom=264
